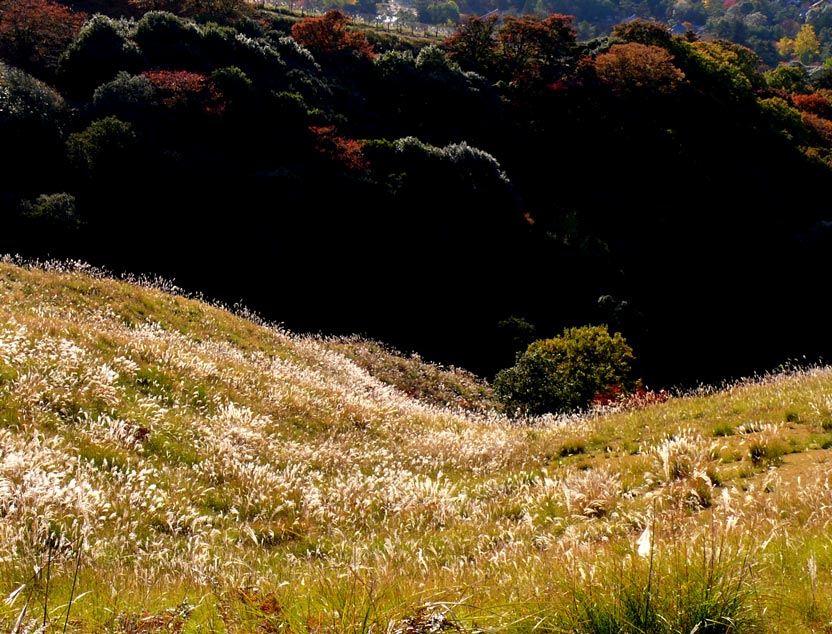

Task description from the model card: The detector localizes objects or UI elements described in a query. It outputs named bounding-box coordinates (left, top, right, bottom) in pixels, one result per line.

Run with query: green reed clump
left=550, top=512, right=760, bottom=634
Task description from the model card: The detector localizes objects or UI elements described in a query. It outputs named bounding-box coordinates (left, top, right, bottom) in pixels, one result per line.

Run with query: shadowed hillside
left=5, top=6, right=832, bottom=391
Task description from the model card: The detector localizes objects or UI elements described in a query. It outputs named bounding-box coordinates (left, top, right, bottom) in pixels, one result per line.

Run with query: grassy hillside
left=4, top=257, right=832, bottom=633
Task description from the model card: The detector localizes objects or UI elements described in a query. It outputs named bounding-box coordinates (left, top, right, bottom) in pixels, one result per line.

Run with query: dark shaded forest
left=4, top=0, right=832, bottom=391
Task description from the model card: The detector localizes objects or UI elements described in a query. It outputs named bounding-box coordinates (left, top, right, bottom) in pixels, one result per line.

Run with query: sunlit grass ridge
left=3, top=257, right=832, bottom=633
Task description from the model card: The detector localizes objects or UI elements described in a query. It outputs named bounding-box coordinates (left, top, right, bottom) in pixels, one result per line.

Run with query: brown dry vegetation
left=2, top=257, right=832, bottom=634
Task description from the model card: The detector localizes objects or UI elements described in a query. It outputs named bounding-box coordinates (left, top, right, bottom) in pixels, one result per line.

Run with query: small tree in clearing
left=290, top=10, right=374, bottom=60
left=493, top=324, right=637, bottom=417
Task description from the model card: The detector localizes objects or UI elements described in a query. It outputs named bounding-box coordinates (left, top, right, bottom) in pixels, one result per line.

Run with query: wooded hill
left=3, top=0, right=832, bottom=391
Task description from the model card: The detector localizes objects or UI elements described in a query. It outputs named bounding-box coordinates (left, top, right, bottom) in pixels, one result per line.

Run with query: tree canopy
left=4, top=6, right=832, bottom=391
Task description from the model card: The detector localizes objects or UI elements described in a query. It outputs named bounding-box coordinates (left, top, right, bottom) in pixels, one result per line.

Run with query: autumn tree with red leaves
left=309, top=125, right=368, bottom=170
left=441, top=13, right=499, bottom=77
left=290, top=10, right=374, bottom=60
left=793, top=92, right=832, bottom=119
left=0, top=0, right=87, bottom=75
left=495, top=14, right=577, bottom=84
left=142, top=69, right=223, bottom=114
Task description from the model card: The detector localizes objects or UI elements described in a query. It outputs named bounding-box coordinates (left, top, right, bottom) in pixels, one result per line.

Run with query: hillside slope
left=4, top=258, right=832, bottom=633
left=7, top=7, right=832, bottom=390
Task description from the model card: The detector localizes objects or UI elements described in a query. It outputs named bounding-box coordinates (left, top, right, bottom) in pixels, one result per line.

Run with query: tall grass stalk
left=62, top=532, right=83, bottom=634
left=42, top=538, right=52, bottom=632
left=553, top=506, right=758, bottom=634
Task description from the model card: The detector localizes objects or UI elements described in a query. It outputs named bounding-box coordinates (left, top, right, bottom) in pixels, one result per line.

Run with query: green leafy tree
left=765, top=62, right=809, bottom=93
left=441, top=13, right=499, bottom=77
left=128, top=0, right=254, bottom=24
left=9, top=191, right=81, bottom=258
left=414, top=43, right=463, bottom=81
left=493, top=324, right=636, bottom=416
left=209, top=64, right=252, bottom=108
left=18, top=192, right=82, bottom=230
left=413, top=0, right=460, bottom=26
left=57, top=14, right=143, bottom=98
left=610, top=18, right=674, bottom=48
left=91, top=70, right=157, bottom=122
left=66, top=115, right=138, bottom=181
left=758, top=94, right=810, bottom=142
left=687, top=38, right=766, bottom=93
left=132, top=10, right=205, bottom=68
left=0, top=62, right=69, bottom=199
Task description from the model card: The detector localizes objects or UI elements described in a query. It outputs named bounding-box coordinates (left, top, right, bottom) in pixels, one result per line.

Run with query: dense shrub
left=57, top=14, right=143, bottom=98
left=759, top=95, right=810, bottom=142
left=264, top=31, right=320, bottom=72
left=0, top=62, right=69, bottom=194
left=133, top=10, right=204, bottom=68
left=228, top=32, right=287, bottom=81
left=18, top=192, right=81, bottom=228
left=91, top=70, right=157, bottom=121
left=610, top=17, right=674, bottom=48
left=414, top=43, right=463, bottom=80
left=0, top=61, right=68, bottom=129
left=373, top=48, right=417, bottom=80
left=765, top=63, right=809, bottom=93
left=66, top=115, right=138, bottom=181
left=493, top=324, right=636, bottom=416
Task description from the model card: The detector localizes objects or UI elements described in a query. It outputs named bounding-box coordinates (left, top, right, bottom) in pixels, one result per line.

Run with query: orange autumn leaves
left=594, top=42, right=687, bottom=95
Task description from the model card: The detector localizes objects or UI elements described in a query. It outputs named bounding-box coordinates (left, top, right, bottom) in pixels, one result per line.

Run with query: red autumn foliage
left=792, top=92, right=832, bottom=119
left=802, top=112, right=832, bottom=145
left=546, top=79, right=570, bottom=92
left=496, top=13, right=576, bottom=83
left=309, top=125, right=368, bottom=170
left=141, top=69, right=224, bottom=113
left=290, top=10, right=374, bottom=59
left=592, top=383, right=670, bottom=410
left=0, top=0, right=87, bottom=72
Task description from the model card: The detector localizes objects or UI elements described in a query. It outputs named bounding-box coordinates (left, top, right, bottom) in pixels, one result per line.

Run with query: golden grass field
left=2, top=257, right=832, bottom=633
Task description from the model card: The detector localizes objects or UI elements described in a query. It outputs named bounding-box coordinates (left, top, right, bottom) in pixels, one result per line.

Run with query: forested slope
left=3, top=2, right=832, bottom=389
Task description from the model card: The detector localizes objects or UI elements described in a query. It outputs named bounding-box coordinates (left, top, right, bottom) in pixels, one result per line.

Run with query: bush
left=133, top=10, right=204, bottom=69
left=493, top=324, right=636, bottom=417
left=0, top=61, right=68, bottom=133
left=66, top=115, right=138, bottom=181
left=19, top=192, right=80, bottom=228
left=91, top=70, right=157, bottom=122
left=57, top=14, right=143, bottom=99
left=13, top=192, right=82, bottom=258
left=0, top=62, right=69, bottom=193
